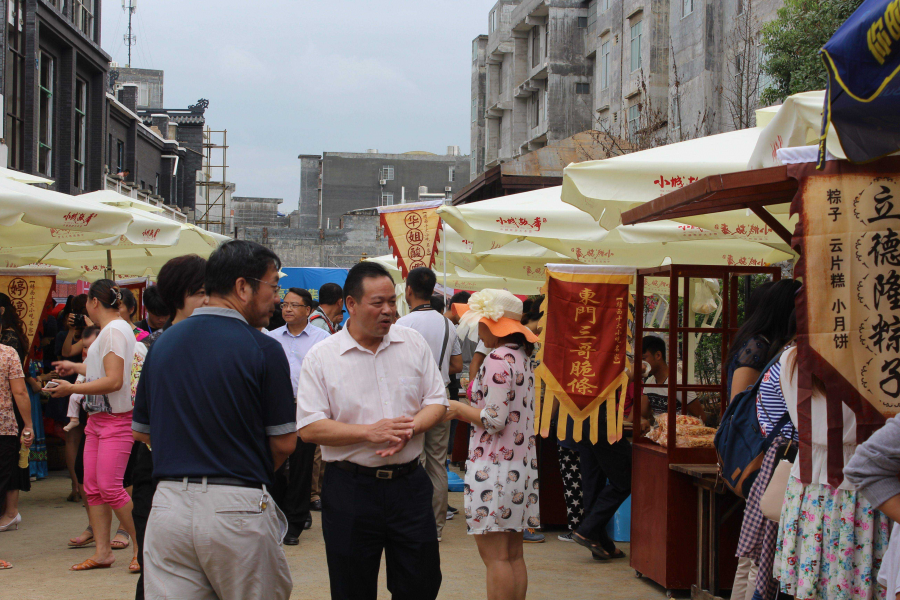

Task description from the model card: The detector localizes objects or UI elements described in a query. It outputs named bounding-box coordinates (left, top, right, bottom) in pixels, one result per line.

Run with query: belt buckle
left=375, top=469, right=393, bottom=480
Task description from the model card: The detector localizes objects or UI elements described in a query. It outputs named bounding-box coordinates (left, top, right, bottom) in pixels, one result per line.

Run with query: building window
left=449, top=166, right=456, bottom=182
left=532, top=27, right=540, bottom=68
left=601, top=41, right=610, bottom=90
left=117, top=140, right=125, bottom=174
left=532, top=93, right=541, bottom=128
left=628, top=104, right=640, bottom=137
left=140, top=179, right=146, bottom=190
left=489, top=10, right=497, bottom=33
left=683, top=0, right=694, bottom=17
left=577, top=17, right=588, bottom=28
left=471, top=153, right=476, bottom=173
left=472, top=39, right=479, bottom=61
left=588, top=0, right=598, bottom=29
left=5, top=0, right=25, bottom=171
left=73, top=78, right=87, bottom=190
left=138, top=83, right=150, bottom=107
left=380, top=192, right=394, bottom=206
left=472, top=98, right=477, bottom=122
left=74, top=0, right=94, bottom=39
left=630, top=20, right=643, bottom=72
left=38, top=52, right=55, bottom=177
left=380, top=165, right=394, bottom=181
left=155, top=173, right=159, bottom=194
left=603, top=0, right=610, bottom=11
left=575, top=82, right=591, bottom=95
left=737, top=0, right=743, bottom=14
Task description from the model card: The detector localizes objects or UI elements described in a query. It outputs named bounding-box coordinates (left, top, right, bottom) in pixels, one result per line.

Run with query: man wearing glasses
left=267, top=287, right=330, bottom=545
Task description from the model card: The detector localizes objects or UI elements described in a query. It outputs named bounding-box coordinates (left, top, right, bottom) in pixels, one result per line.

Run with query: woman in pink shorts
left=49, top=279, right=138, bottom=573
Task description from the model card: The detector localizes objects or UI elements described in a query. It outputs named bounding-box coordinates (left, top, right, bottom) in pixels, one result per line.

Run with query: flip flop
left=591, top=547, right=627, bottom=560
left=68, top=526, right=95, bottom=548
left=111, top=529, right=130, bottom=550
left=0, top=559, right=11, bottom=570
left=129, top=557, right=141, bottom=574
left=70, top=558, right=113, bottom=571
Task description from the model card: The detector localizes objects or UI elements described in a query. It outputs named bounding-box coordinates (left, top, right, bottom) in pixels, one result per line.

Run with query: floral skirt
left=774, top=475, right=889, bottom=600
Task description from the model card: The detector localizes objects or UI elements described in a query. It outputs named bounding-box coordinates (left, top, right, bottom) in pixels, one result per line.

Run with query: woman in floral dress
left=446, top=289, right=540, bottom=600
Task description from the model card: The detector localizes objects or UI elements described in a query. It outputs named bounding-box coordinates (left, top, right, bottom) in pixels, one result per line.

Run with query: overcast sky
left=101, top=1, right=495, bottom=213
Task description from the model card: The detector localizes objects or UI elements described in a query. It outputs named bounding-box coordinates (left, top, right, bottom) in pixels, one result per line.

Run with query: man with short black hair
left=640, top=335, right=702, bottom=420
left=309, top=282, right=344, bottom=334
left=297, top=261, right=446, bottom=600
left=133, top=240, right=296, bottom=600
left=396, top=267, right=461, bottom=541
left=136, top=286, right=169, bottom=335
left=267, top=287, right=329, bottom=545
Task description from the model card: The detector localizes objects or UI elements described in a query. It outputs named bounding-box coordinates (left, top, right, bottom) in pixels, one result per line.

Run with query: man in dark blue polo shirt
left=132, top=240, right=297, bottom=600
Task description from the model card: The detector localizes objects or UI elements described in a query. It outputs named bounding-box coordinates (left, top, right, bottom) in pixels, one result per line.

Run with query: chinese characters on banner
left=377, top=200, right=444, bottom=279
left=534, top=265, right=633, bottom=444
left=793, top=172, right=900, bottom=487
left=0, top=270, right=55, bottom=354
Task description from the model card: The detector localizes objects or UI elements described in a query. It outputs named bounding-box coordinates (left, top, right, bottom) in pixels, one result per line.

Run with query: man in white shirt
left=309, top=283, right=343, bottom=334
left=267, top=287, right=329, bottom=545
left=396, top=268, right=461, bottom=541
left=296, top=262, right=447, bottom=600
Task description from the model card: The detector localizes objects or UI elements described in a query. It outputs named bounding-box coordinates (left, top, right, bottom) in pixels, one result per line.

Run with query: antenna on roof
left=122, top=0, right=137, bottom=67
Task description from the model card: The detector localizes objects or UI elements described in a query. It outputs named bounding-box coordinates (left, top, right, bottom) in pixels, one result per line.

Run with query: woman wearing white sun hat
left=446, top=289, right=540, bottom=600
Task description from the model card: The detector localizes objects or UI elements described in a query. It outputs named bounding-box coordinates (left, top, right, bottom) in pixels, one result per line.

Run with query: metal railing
left=105, top=175, right=187, bottom=223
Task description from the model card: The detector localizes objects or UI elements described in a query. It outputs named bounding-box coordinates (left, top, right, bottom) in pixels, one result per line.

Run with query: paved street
left=1, top=470, right=671, bottom=599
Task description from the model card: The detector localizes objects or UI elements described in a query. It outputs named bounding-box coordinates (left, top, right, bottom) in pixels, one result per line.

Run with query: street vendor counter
left=631, top=439, right=741, bottom=594
left=631, top=264, right=780, bottom=595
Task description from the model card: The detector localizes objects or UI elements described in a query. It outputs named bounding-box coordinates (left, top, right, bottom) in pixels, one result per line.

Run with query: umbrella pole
left=105, top=250, right=114, bottom=281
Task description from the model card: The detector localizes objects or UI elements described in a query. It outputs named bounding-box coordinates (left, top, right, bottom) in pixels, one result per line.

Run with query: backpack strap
left=763, top=412, right=793, bottom=447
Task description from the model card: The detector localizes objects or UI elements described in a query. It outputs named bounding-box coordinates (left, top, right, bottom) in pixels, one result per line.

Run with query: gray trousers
left=143, top=479, right=292, bottom=600
left=420, top=420, right=451, bottom=537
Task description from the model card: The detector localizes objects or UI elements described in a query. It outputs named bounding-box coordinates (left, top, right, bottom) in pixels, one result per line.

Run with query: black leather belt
left=159, top=476, right=263, bottom=489
left=332, top=460, right=419, bottom=480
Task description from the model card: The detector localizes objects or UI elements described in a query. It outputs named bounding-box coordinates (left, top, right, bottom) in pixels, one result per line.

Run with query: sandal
left=129, top=557, right=141, bottom=573
left=591, top=547, right=627, bottom=560
left=70, top=558, right=113, bottom=571
left=111, top=529, right=130, bottom=550
left=0, top=559, right=11, bottom=570
left=68, top=526, right=94, bottom=548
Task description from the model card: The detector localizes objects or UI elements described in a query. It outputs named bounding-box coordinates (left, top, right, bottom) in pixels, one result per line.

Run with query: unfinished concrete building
left=470, top=0, right=786, bottom=179
left=480, top=0, right=595, bottom=174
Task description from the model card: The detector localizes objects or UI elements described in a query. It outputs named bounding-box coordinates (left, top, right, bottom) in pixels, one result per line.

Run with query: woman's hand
left=45, top=379, right=74, bottom=398
left=52, top=361, right=79, bottom=377
left=20, top=427, right=33, bottom=448
left=27, top=378, right=42, bottom=393
left=445, top=400, right=464, bottom=422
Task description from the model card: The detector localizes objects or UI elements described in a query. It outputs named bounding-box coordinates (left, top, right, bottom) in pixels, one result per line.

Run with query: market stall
left=631, top=263, right=780, bottom=595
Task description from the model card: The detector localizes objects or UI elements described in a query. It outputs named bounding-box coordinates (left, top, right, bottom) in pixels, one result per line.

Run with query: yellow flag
left=378, top=200, right=443, bottom=278
left=0, top=270, right=55, bottom=353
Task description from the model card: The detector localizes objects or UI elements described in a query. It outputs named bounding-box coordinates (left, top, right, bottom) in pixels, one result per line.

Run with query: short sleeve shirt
left=84, top=320, right=136, bottom=415
left=132, top=307, right=296, bottom=486
left=395, top=310, right=461, bottom=386
left=0, top=344, right=25, bottom=435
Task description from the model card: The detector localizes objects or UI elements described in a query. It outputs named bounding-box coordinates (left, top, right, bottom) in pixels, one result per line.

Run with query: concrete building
left=470, top=0, right=785, bottom=179
left=233, top=196, right=284, bottom=231
left=111, top=66, right=163, bottom=109
left=300, top=148, right=470, bottom=230
left=105, top=84, right=188, bottom=217
left=478, top=0, right=595, bottom=174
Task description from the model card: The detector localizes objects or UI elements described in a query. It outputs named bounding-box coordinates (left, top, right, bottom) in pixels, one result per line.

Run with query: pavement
left=1, top=470, right=673, bottom=599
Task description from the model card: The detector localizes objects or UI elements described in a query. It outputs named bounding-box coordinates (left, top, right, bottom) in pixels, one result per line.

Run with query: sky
left=101, top=0, right=496, bottom=213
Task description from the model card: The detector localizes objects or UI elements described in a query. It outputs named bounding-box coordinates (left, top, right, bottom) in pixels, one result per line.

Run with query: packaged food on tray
left=645, top=414, right=717, bottom=448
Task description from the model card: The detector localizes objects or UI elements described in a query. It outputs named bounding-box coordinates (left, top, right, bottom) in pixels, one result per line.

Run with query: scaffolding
left=195, top=128, right=229, bottom=235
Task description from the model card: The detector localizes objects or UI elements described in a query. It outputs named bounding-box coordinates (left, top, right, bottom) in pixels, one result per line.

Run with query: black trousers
left=272, top=438, right=316, bottom=536
left=574, top=435, right=632, bottom=553
left=131, top=443, right=156, bottom=600
left=322, top=464, right=441, bottom=600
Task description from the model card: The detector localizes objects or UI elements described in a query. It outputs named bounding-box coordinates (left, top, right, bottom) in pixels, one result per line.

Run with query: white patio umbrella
left=0, top=178, right=134, bottom=248
left=366, top=254, right=542, bottom=296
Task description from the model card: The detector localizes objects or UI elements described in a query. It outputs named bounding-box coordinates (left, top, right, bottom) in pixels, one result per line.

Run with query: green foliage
left=759, top=0, right=864, bottom=106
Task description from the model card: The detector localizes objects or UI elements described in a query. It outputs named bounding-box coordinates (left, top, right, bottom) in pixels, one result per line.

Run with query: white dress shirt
left=267, top=322, right=330, bottom=397
left=296, top=325, right=448, bottom=467
left=395, top=310, right=461, bottom=386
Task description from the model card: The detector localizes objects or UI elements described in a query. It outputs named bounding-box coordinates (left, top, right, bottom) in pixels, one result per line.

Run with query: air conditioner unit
left=379, top=179, right=387, bottom=186
left=445, top=186, right=452, bottom=192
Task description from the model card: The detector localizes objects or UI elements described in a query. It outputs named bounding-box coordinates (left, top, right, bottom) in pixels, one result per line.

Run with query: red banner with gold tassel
left=377, top=200, right=443, bottom=279
left=535, top=265, right=634, bottom=444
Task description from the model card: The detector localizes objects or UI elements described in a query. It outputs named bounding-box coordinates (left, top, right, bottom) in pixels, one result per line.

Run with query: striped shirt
left=755, top=360, right=797, bottom=441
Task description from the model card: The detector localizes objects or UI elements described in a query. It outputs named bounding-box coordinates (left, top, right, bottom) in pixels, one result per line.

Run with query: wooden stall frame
left=631, top=264, right=780, bottom=593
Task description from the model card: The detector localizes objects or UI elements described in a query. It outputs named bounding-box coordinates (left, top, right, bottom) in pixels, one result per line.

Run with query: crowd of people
left=1, top=240, right=898, bottom=600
